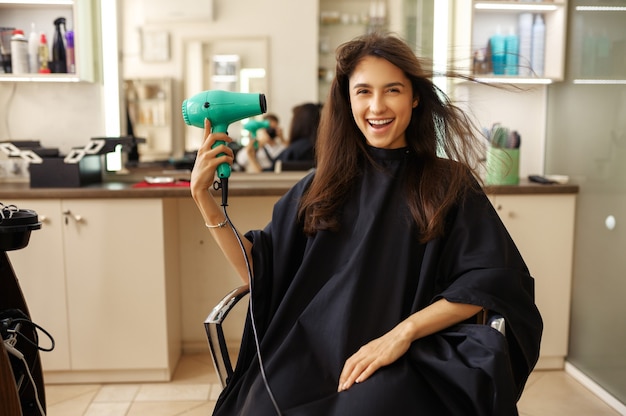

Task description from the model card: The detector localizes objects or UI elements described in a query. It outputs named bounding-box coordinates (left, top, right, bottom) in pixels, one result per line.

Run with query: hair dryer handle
left=212, top=140, right=231, bottom=179
left=210, top=124, right=231, bottom=179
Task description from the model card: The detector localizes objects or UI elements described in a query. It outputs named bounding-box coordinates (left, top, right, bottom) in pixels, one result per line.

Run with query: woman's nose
left=369, top=93, right=386, bottom=114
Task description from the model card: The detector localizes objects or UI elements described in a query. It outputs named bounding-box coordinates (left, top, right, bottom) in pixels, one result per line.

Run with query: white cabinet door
left=61, top=198, right=179, bottom=372
left=8, top=198, right=181, bottom=382
left=7, top=199, right=71, bottom=371
left=492, top=194, right=576, bottom=369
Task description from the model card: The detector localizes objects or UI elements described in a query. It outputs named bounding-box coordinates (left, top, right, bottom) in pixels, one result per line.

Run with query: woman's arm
left=190, top=118, right=254, bottom=284
left=337, top=298, right=482, bottom=392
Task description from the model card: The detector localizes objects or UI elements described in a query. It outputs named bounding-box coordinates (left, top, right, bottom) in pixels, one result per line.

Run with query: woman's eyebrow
left=352, top=81, right=406, bottom=90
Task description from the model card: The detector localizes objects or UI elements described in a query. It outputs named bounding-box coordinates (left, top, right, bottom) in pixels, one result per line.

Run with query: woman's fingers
left=191, top=118, right=234, bottom=191
left=337, top=327, right=412, bottom=392
left=338, top=344, right=383, bottom=392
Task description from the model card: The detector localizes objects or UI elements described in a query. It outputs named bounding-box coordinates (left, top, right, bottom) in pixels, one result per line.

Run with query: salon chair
left=205, top=286, right=505, bottom=388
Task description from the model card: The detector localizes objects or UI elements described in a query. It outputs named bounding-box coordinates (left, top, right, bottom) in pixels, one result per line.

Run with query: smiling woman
left=190, top=32, right=542, bottom=416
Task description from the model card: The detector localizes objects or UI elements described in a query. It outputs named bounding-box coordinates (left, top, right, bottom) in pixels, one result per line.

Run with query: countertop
left=0, top=171, right=579, bottom=200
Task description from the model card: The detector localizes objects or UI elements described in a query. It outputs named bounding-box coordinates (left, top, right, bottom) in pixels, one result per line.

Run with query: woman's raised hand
left=190, top=118, right=234, bottom=196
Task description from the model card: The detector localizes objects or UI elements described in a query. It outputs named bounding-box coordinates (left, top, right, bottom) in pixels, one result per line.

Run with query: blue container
left=490, top=33, right=506, bottom=75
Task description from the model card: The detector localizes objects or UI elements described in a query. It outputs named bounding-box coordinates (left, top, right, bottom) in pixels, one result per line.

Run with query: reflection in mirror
left=184, top=37, right=269, bottom=152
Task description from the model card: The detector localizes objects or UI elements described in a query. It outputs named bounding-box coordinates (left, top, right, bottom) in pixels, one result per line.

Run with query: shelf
left=474, top=76, right=554, bottom=85
left=0, top=74, right=81, bottom=82
left=473, top=1, right=562, bottom=12
left=572, top=79, right=626, bottom=85
left=0, top=0, right=73, bottom=8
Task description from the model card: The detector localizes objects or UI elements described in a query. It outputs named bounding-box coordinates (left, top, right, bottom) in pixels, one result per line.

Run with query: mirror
left=183, top=37, right=270, bottom=151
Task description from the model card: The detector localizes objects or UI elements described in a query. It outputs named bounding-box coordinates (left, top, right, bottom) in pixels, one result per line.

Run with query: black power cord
left=214, top=177, right=282, bottom=416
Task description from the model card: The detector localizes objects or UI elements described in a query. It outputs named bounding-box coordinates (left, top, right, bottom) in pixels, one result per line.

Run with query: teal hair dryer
left=243, top=119, right=271, bottom=149
left=243, top=119, right=271, bottom=139
left=182, top=90, right=267, bottom=178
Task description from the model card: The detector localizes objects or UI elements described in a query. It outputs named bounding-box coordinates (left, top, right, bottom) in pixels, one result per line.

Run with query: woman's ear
left=413, top=97, right=419, bottom=108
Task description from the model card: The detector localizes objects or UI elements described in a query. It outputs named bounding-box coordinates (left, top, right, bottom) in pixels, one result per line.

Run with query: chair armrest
left=206, top=285, right=250, bottom=325
left=204, top=285, right=250, bottom=388
left=476, top=309, right=506, bottom=335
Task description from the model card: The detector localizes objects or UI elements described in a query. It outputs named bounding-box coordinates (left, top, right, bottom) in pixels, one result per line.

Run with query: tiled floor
left=43, top=353, right=622, bottom=416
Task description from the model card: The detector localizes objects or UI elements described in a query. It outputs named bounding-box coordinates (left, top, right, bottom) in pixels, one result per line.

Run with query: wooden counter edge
left=0, top=180, right=580, bottom=200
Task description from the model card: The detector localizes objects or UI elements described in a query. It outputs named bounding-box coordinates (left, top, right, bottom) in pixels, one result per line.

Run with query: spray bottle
left=51, top=17, right=67, bottom=73
left=182, top=90, right=267, bottom=184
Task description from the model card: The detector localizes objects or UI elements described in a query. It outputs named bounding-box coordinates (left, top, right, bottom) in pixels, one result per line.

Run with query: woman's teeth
left=369, top=118, right=392, bottom=126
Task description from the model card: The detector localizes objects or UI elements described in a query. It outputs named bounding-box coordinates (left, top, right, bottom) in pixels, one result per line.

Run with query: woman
left=191, top=32, right=542, bottom=415
left=275, top=102, right=322, bottom=168
left=236, top=113, right=285, bottom=172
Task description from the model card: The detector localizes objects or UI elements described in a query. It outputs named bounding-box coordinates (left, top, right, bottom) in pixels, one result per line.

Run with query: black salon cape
left=213, top=147, right=542, bottom=416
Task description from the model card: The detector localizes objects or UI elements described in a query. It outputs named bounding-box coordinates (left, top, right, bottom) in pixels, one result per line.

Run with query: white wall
left=0, top=82, right=106, bottom=154
left=454, top=83, right=547, bottom=178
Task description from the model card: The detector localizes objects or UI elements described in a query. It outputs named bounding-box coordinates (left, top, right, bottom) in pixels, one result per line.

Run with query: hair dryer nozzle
left=259, top=94, right=267, bottom=114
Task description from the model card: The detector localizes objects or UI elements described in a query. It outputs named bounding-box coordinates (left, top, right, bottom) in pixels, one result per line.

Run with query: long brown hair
left=299, top=32, right=484, bottom=242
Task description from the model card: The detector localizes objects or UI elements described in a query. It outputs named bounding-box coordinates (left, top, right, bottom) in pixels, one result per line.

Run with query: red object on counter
left=131, top=180, right=190, bottom=188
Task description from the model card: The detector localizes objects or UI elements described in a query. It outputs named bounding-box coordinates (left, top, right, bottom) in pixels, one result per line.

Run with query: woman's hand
left=190, top=118, right=234, bottom=197
left=337, top=299, right=483, bottom=392
left=337, top=323, right=413, bottom=392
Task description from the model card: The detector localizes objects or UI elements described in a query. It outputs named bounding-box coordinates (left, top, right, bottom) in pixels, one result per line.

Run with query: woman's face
left=348, top=56, right=418, bottom=149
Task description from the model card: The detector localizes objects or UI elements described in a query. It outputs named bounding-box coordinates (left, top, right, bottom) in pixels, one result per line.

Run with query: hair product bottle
left=490, top=26, right=506, bottom=75
left=38, top=33, right=51, bottom=73
left=28, top=23, right=38, bottom=73
left=51, top=17, right=67, bottom=73
left=531, top=14, right=545, bottom=77
left=518, top=13, right=533, bottom=76
left=65, top=29, right=75, bottom=73
left=10, top=29, right=29, bottom=74
left=505, top=28, right=519, bottom=76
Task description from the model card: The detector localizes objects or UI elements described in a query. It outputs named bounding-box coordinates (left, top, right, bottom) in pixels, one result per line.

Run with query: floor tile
left=46, top=388, right=100, bottom=416
left=134, top=383, right=211, bottom=402
left=92, top=384, right=140, bottom=402
left=84, top=402, right=130, bottom=416
left=126, top=401, right=211, bottom=416
left=518, top=370, right=621, bottom=416
left=171, top=352, right=219, bottom=384
left=45, top=383, right=101, bottom=406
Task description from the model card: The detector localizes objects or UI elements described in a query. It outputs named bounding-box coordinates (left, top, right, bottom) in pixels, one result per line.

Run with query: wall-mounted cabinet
left=568, top=1, right=626, bottom=84
left=0, top=0, right=100, bottom=83
left=453, top=1, right=568, bottom=83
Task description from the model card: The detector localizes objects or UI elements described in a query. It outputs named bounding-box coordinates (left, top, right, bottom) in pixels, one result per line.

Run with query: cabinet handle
left=62, top=210, right=84, bottom=224
left=496, top=205, right=515, bottom=219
